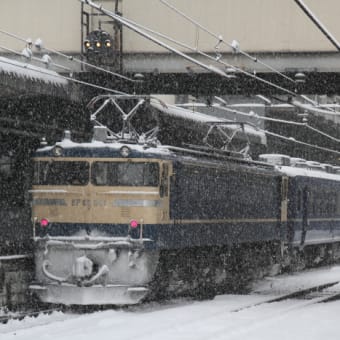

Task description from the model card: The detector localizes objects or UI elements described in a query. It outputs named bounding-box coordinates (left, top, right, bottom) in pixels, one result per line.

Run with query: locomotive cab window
left=92, top=162, right=159, bottom=186
left=160, top=163, right=169, bottom=197
left=33, top=160, right=89, bottom=185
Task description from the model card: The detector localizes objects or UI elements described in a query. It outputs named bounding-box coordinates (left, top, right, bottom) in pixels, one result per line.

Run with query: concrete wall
left=0, top=0, right=81, bottom=53
left=1, top=0, right=340, bottom=54
left=121, top=0, right=340, bottom=53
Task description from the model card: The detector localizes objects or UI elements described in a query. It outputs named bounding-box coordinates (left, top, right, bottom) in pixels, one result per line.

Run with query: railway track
left=2, top=282, right=340, bottom=324
left=1, top=266, right=340, bottom=325
left=231, top=280, right=340, bottom=313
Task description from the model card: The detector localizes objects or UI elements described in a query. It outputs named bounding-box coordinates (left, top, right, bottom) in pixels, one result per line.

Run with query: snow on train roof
left=0, top=56, right=67, bottom=86
left=259, top=154, right=340, bottom=182
left=278, top=166, right=340, bottom=182
left=151, top=101, right=266, bottom=144
left=37, top=138, right=172, bottom=156
left=38, top=141, right=340, bottom=182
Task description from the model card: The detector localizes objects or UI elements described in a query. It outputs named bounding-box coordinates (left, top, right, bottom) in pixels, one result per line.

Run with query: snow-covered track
left=314, top=287, right=340, bottom=303
left=231, top=280, right=340, bottom=312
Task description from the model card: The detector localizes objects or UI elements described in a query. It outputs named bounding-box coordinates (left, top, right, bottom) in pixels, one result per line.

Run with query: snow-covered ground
left=1, top=266, right=340, bottom=340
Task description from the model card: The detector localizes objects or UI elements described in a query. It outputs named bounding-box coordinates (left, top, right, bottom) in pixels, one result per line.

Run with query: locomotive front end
left=29, top=140, right=171, bottom=305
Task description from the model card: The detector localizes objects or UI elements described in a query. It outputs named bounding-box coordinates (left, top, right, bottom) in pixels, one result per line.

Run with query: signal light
left=84, top=30, right=115, bottom=61
left=84, top=40, right=91, bottom=49
left=40, top=218, right=49, bottom=228
left=130, top=220, right=138, bottom=229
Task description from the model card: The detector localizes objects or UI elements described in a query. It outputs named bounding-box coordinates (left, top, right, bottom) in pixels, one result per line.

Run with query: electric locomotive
left=29, top=96, right=340, bottom=305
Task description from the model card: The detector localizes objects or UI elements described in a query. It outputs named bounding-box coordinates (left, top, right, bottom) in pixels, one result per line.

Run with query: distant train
left=29, top=96, right=340, bottom=305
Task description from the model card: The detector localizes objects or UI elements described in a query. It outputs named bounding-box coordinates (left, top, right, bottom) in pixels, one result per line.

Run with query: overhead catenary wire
left=80, top=0, right=340, bottom=154
left=124, top=15, right=340, bottom=115
left=0, top=44, right=71, bottom=72
left=126, top=12, right=340, bottom=116
left=218, top=104, right=340, bottom=144
left=1, top=2, right=338, bottom=156
left=39, top=46, right=136, bottom=83
left=81, top=0, right=297, bottom=97
left=178, top=101, right=340, bottom=144
left=0, top=28, right=135, bottom=83
left=262, top=128, right=340, bottom=156
left=2, top=43, right=339, bottom=157
left=215, top=116, right=340, bottom=156
left=159, top=1, right=340, bottom=120
left=79, top=1, right=238, bottom=80
left=121, top=16, right=238, bottom=75
left=294, top=0, right=340, bottom=52
left=300, top=94, right=337, bottom=114
left=205, top=114, right=340, bottom=156
left=159, top=0, right=296, bottom=84
left=3, top=3, right=322, bottom=113
left=291, top=99, right=340, bottom=116
left=124, top=16, right=340, bottom=116
left=270, top=94, right=340, bottom=116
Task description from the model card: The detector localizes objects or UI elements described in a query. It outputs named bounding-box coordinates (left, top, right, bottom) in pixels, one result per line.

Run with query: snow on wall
left=0, top=56, right=68, bottom=86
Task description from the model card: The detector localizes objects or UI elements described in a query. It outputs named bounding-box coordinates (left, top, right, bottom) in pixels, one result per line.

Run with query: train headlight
left=40, top=218, right=49, bottom=228
left=130, top=220, right=138, bottom=229
left=95, top=40, right=101, bottom=48
left=53, top=146, right=63, bottom=157
left=120, top=146, right=131, bottom=157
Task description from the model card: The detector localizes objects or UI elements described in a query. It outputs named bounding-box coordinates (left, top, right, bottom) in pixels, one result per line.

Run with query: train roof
left=34, top=138, right=172, bottom=159
left=34, top=132, right=340, bottom=182
left=279, top=166, right=340, bottom=182
left=259, top=154, right=340, bottom=182
left=34, top=128, right=267, bottom=166
left=34, top=131, right=281, bottom=179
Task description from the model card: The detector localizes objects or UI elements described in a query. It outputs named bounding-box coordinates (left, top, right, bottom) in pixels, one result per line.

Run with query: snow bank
left=1, top=291, right=340, bottom=340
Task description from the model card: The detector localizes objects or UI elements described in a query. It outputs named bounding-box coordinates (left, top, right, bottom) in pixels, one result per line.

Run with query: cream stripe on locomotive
left=31, top=157, right=172, bottom=225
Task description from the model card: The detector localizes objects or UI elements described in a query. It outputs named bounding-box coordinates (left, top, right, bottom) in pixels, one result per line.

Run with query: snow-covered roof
left=0, top=56, right=68, bottom=86
left=259, top=153, right=340, bottom=181
left=151, top=101, right=266, bottom=144
left=278, top=166, right=340, bottom=182
left=37, top=139, right=171, bottom=156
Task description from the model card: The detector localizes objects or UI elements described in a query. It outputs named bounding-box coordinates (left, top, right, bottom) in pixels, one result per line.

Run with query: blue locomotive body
left=29, top=136, right=340, bottom=305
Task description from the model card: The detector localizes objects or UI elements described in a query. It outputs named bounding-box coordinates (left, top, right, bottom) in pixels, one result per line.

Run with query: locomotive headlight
left=120, top=146, right=131, bottom=157
left=95, top=40, right=101, bottom=48
left=53, top=146, right=63, bottom=157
